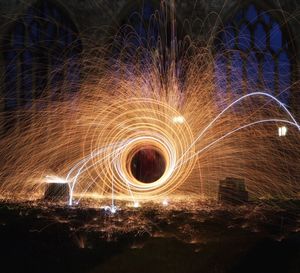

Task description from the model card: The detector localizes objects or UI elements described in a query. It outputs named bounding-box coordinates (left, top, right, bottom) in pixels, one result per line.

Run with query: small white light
left=103, top=205, right=117, bottom=214
left=133, top=201, right=139, bottom=208
left=278, top=126, right=288, bottom=137
left=162, top=199, right=168, bottom=206
left=172, top=116, right=185, bottom=124
left=110, top=206, right=117, bottom=214
left=45, top=175, right=67, bottom=184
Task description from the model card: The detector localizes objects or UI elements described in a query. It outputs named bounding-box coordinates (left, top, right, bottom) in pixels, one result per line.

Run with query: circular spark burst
left=69, top=98, right=196, bottom=200
left=0, top=3, right=299, bottom=206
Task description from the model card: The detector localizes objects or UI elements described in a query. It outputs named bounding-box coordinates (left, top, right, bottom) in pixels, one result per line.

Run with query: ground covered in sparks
left=1, top=200, right=300, bottom=273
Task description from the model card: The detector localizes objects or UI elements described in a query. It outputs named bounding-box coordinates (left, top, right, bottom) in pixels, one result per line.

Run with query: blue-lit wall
left=0, top=0, right=299, bottom=122
left=2, top=0, right=82, bottom=111
left=215, top=4, right=293, bottom=106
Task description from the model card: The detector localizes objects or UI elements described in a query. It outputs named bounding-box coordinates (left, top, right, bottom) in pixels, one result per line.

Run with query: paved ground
left=0, top=200, right=300, bottom=273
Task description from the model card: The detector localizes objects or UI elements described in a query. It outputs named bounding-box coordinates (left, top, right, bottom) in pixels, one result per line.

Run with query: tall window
left=113, top=1, right=185, bottom=88
left=215, top=4, right=294, bottom=105
left=3, top=0, right=82, bottom=111
left=115, top=0, right=176, bottom=65
left=120, top=1, right=158, bottom=52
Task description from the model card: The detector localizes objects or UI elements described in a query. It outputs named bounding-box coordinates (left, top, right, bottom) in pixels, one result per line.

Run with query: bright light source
left=162, top=199, right=168, bottom=206
left=172, top=116, right=185, bottom=124
left=110, top=206, right=117, bottom=214
left=133, top=201, right=140, bottom=208
left=278, top=126, right=288, bottom=137
left=45, top=175, right=67, bottom=184
left=103, top=205, right=117, bottom=214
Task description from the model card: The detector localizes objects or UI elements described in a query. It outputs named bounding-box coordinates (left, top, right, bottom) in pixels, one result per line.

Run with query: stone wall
left=1, top=0, right=299, bottom=47
left=0, top=0, right=299, bottom=118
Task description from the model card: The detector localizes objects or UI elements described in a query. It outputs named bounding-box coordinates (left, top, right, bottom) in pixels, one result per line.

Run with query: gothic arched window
left=114, top=1, right=185, bottom=87
left=122, top=1, right=158, bottom=50
left=3, top=0, right=82, bottom=111
left=114, top=0, right=176, bottom=65
left=214, top=3, right=294, bottom=106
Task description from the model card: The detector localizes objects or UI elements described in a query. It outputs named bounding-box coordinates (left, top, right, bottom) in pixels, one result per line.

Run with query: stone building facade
left=0, top=0, right=299, bottom=125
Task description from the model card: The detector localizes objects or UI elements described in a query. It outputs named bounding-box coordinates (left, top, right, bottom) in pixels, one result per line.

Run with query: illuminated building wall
left=0, top=0, right=299, bottom=126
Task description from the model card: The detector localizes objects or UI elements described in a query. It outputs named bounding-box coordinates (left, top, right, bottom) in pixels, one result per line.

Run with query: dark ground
left=1, top=200, right=300, bottom=273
